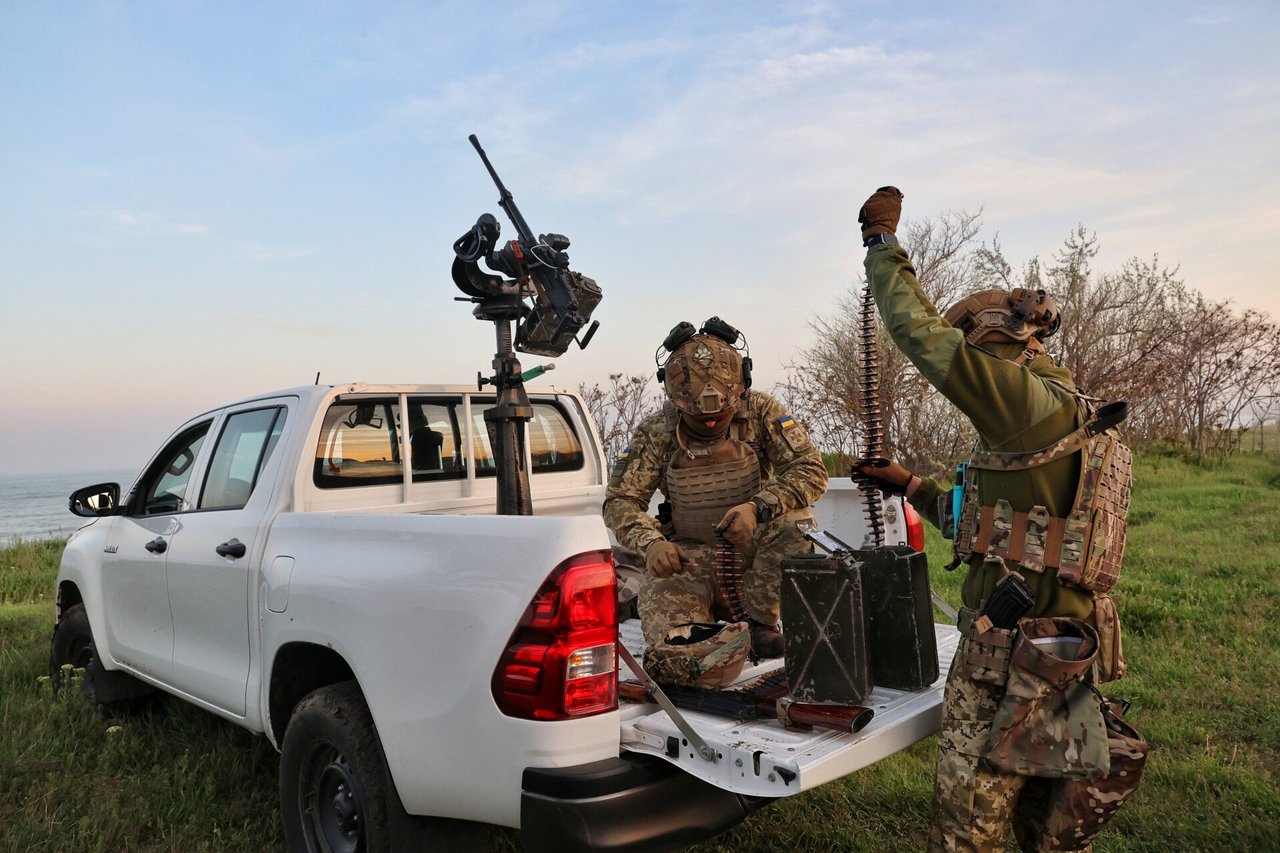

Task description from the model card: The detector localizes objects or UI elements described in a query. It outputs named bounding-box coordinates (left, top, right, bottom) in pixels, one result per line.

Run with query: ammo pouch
left=959, top=610, right=1016, bottom=688
left=984, top=617, right=1109, bottom=778
left=1027, top=696, right=1150, bottom=851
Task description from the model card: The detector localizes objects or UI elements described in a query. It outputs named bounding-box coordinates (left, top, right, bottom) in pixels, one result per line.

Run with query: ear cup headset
left=655, top=317, right=753, bottom=391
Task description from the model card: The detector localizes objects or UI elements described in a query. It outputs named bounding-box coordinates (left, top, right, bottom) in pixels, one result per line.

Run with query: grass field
left=3, top=451, right=1278, bottom=851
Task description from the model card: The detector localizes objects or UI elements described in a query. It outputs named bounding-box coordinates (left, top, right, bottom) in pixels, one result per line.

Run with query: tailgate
left=617, top=621, right=960, bottom=799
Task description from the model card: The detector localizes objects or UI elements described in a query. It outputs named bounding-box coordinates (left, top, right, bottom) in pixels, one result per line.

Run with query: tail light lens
left=904, top=499, right=926, bottom=553
left=492, top=550, right=618, bottom=720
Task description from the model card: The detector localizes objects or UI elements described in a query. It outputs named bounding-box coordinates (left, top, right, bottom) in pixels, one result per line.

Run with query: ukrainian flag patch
left=620, top=447, right=632, bottom=458
left=777, top=413, right=811, bottom=452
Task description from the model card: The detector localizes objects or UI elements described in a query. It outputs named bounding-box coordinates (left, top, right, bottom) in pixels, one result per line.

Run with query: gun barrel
left=468, top=133, right=535, bottom=243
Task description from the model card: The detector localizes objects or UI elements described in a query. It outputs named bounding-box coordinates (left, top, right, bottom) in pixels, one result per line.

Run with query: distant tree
left=779, top=211, right=981, bottom=478
left=577, top=373, right=661, bottom=464
left=1159, top=292, right=1280, bottom=464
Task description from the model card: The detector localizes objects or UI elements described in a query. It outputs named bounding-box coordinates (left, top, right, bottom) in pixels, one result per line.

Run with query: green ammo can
left=780, top=553, right=873, bottom=704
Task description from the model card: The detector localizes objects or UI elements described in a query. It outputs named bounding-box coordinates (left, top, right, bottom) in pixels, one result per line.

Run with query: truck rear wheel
left=280, top=680, right=392, bottom=853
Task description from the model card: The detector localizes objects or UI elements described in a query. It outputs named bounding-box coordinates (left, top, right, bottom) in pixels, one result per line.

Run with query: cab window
left=406, top=397, right=467, bottom=482
left=138, top=423, right=211, bottom=515
left=314, top=399, right=402, bottom=488
left=200, top=407, right=287, bottom=510
left=470, top=398, right=584, bottom=478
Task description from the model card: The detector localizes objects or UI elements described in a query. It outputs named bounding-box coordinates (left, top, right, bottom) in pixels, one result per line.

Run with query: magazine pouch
left=985, top=617, right=1108, bottom=778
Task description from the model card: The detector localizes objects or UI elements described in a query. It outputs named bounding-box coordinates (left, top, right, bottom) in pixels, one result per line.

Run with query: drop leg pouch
left=985, top=617, right=1109, bottom=779
left=1015, top=697, right=1149, bottom=851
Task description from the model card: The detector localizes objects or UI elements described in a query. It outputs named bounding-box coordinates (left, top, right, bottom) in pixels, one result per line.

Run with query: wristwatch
left=750, top=496, right=774, bottom=523
left=865, top=232, right=900, bottom=248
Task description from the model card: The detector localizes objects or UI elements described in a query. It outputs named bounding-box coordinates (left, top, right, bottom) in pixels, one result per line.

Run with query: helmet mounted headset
left=944, top=287, right=1061, bottom=360
left=655, top=317, right=753, bottom=422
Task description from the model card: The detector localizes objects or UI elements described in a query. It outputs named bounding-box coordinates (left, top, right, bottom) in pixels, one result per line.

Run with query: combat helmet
left=656, top=317, right=752, bottom=420
left=642, top=621, right=751, bottom=688
left=944, top=288, right=1062, bottom=351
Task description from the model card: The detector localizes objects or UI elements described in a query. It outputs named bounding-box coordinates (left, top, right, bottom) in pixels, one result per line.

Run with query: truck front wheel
left=280, top=681, right=392, bottom=853
left=49, top=603, right=155, bottom=714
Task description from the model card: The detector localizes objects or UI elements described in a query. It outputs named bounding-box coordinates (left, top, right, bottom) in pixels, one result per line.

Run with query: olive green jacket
left=865, top=244, right=1092, bottom=620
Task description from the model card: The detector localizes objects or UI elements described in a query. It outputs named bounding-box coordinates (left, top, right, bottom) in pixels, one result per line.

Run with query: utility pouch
left=985, top=617, right=1109, bottom=778
left=963, top=623, right=1016, bottom=688
left=1088, top=595, right=1128, bottom=683
left=1029, top=696, right=1149, bottom=851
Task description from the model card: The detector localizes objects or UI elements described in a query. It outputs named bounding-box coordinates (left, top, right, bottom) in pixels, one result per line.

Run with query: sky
left=2, top=1, right=1277, bottom=476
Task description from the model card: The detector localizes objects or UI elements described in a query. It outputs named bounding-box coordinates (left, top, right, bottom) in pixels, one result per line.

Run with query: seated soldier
left=603, top=317, right=828, bottom=659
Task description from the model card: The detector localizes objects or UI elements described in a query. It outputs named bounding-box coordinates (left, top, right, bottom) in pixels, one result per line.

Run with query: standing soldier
left=855, top=187, right=1146, bottom=852
left=603, top=318, right=828, bottom=663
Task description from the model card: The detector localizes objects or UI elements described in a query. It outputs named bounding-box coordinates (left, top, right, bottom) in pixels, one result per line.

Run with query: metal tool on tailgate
left=616, top=644, right=717, bottom=763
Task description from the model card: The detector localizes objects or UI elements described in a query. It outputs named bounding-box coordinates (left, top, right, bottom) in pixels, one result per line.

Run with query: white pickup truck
left=52, top=382, right=955, bottom=851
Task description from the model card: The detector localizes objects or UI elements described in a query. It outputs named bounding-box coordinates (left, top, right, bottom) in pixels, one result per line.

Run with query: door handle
left=216, top=538, right=247, bottom=559
left=145, top=537, right=167, bottom=554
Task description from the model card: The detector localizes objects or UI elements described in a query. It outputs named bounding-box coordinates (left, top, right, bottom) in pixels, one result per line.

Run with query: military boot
left=749, top=620, right=785, bottom=658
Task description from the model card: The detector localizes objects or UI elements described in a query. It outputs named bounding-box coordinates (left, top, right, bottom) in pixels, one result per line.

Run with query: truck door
left=165, top=403, right=288, bottom=716
left=100, top=419, right=213, bottom=683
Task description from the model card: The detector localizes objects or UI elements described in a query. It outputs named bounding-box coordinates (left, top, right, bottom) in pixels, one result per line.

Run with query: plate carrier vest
left=953, top=386, right=1133, bottom=595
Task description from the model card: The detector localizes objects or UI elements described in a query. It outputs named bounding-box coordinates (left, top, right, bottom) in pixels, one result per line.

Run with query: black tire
left=49, top=603, right=97, bottom=692
left=49, top=603, right=157, bottom=714
left=280, top=680, right=393, bottom=853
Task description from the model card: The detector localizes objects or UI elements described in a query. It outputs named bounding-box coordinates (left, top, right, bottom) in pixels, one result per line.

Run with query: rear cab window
left=313, top=394, right=584, bottom=489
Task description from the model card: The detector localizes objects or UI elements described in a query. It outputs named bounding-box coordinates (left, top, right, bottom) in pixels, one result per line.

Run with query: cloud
left=93, top=208, right=210, bottom=237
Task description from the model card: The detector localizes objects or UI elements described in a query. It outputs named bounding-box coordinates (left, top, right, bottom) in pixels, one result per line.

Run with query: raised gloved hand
left=715, top=502, right=758, bottom=547
left=858, top=186, right=904, bottom=245
left=855, top=457, right=918, bottom=496
left=645, top=539, right=694, bottom=578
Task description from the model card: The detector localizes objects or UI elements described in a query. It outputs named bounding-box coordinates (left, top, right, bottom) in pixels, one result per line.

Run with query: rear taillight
left=904, top=499, right=926, bottom=553
left=492, top=550, right=618, bottom=720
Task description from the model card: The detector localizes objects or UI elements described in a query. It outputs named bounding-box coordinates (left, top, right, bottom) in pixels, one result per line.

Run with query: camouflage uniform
left=603, top=391, right=828, bottom=647
left=866, top=244, right=1139, bottom=852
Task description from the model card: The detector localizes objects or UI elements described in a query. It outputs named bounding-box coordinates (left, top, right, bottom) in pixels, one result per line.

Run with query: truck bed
left=617, top=620, right=960, bottom=798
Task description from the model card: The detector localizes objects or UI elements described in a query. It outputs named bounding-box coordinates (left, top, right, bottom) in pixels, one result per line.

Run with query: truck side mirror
left=69, top=482, right=121, bottom=517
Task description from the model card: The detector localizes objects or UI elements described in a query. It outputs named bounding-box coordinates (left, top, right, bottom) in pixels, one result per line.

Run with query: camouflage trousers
left=930, top=641, right=1100, bottom=853
left=637, top=508, right=814, bottom=647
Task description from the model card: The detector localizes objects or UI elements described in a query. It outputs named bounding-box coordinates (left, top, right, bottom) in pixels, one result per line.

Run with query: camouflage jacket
left=864, top=244, right=1093, bottom=620
left=602, top=391, right=828, bottom=556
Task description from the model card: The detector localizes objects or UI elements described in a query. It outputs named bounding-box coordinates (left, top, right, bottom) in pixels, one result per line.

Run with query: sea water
left=0, top=470, right=137, bottom=542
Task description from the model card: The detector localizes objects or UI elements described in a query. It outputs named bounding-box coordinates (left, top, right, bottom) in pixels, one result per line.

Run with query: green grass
left=4, top=453, right=1280, bottom=850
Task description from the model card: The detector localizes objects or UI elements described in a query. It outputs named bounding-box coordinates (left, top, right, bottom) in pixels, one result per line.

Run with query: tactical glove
left=855, top=457, right=917, bottom=496
left=858, top=186, right=904, bottom=245
left=645, top=539, right=693, bottom=578
left=716, top=502, right=758, bottom=547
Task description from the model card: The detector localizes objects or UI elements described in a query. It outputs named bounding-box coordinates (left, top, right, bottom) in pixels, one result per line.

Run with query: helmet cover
left=944, top=288, right=1061, bottom=348
left=662, top=333, right=745, bottom=419
left=642, top=621, right=750, bottom=688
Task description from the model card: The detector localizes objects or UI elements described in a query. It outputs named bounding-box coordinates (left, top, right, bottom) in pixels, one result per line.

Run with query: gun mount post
left=451, top=135, right=603, bottom=515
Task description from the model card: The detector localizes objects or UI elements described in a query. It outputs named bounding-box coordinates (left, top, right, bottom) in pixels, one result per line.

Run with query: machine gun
left=450, top=135, right=603, bottom=515
left=452, top=134, right=601, bottom=358
left=618, top=675, right=874, bottom=734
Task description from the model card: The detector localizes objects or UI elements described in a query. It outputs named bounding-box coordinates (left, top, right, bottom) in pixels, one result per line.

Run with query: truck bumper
left=520, top=754, right=769, bottom=852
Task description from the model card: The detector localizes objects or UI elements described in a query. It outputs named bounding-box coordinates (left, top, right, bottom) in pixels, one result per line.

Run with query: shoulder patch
left=776, top=413, right=812, bottom=453
left=608, top=448, right=634, bottom=488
